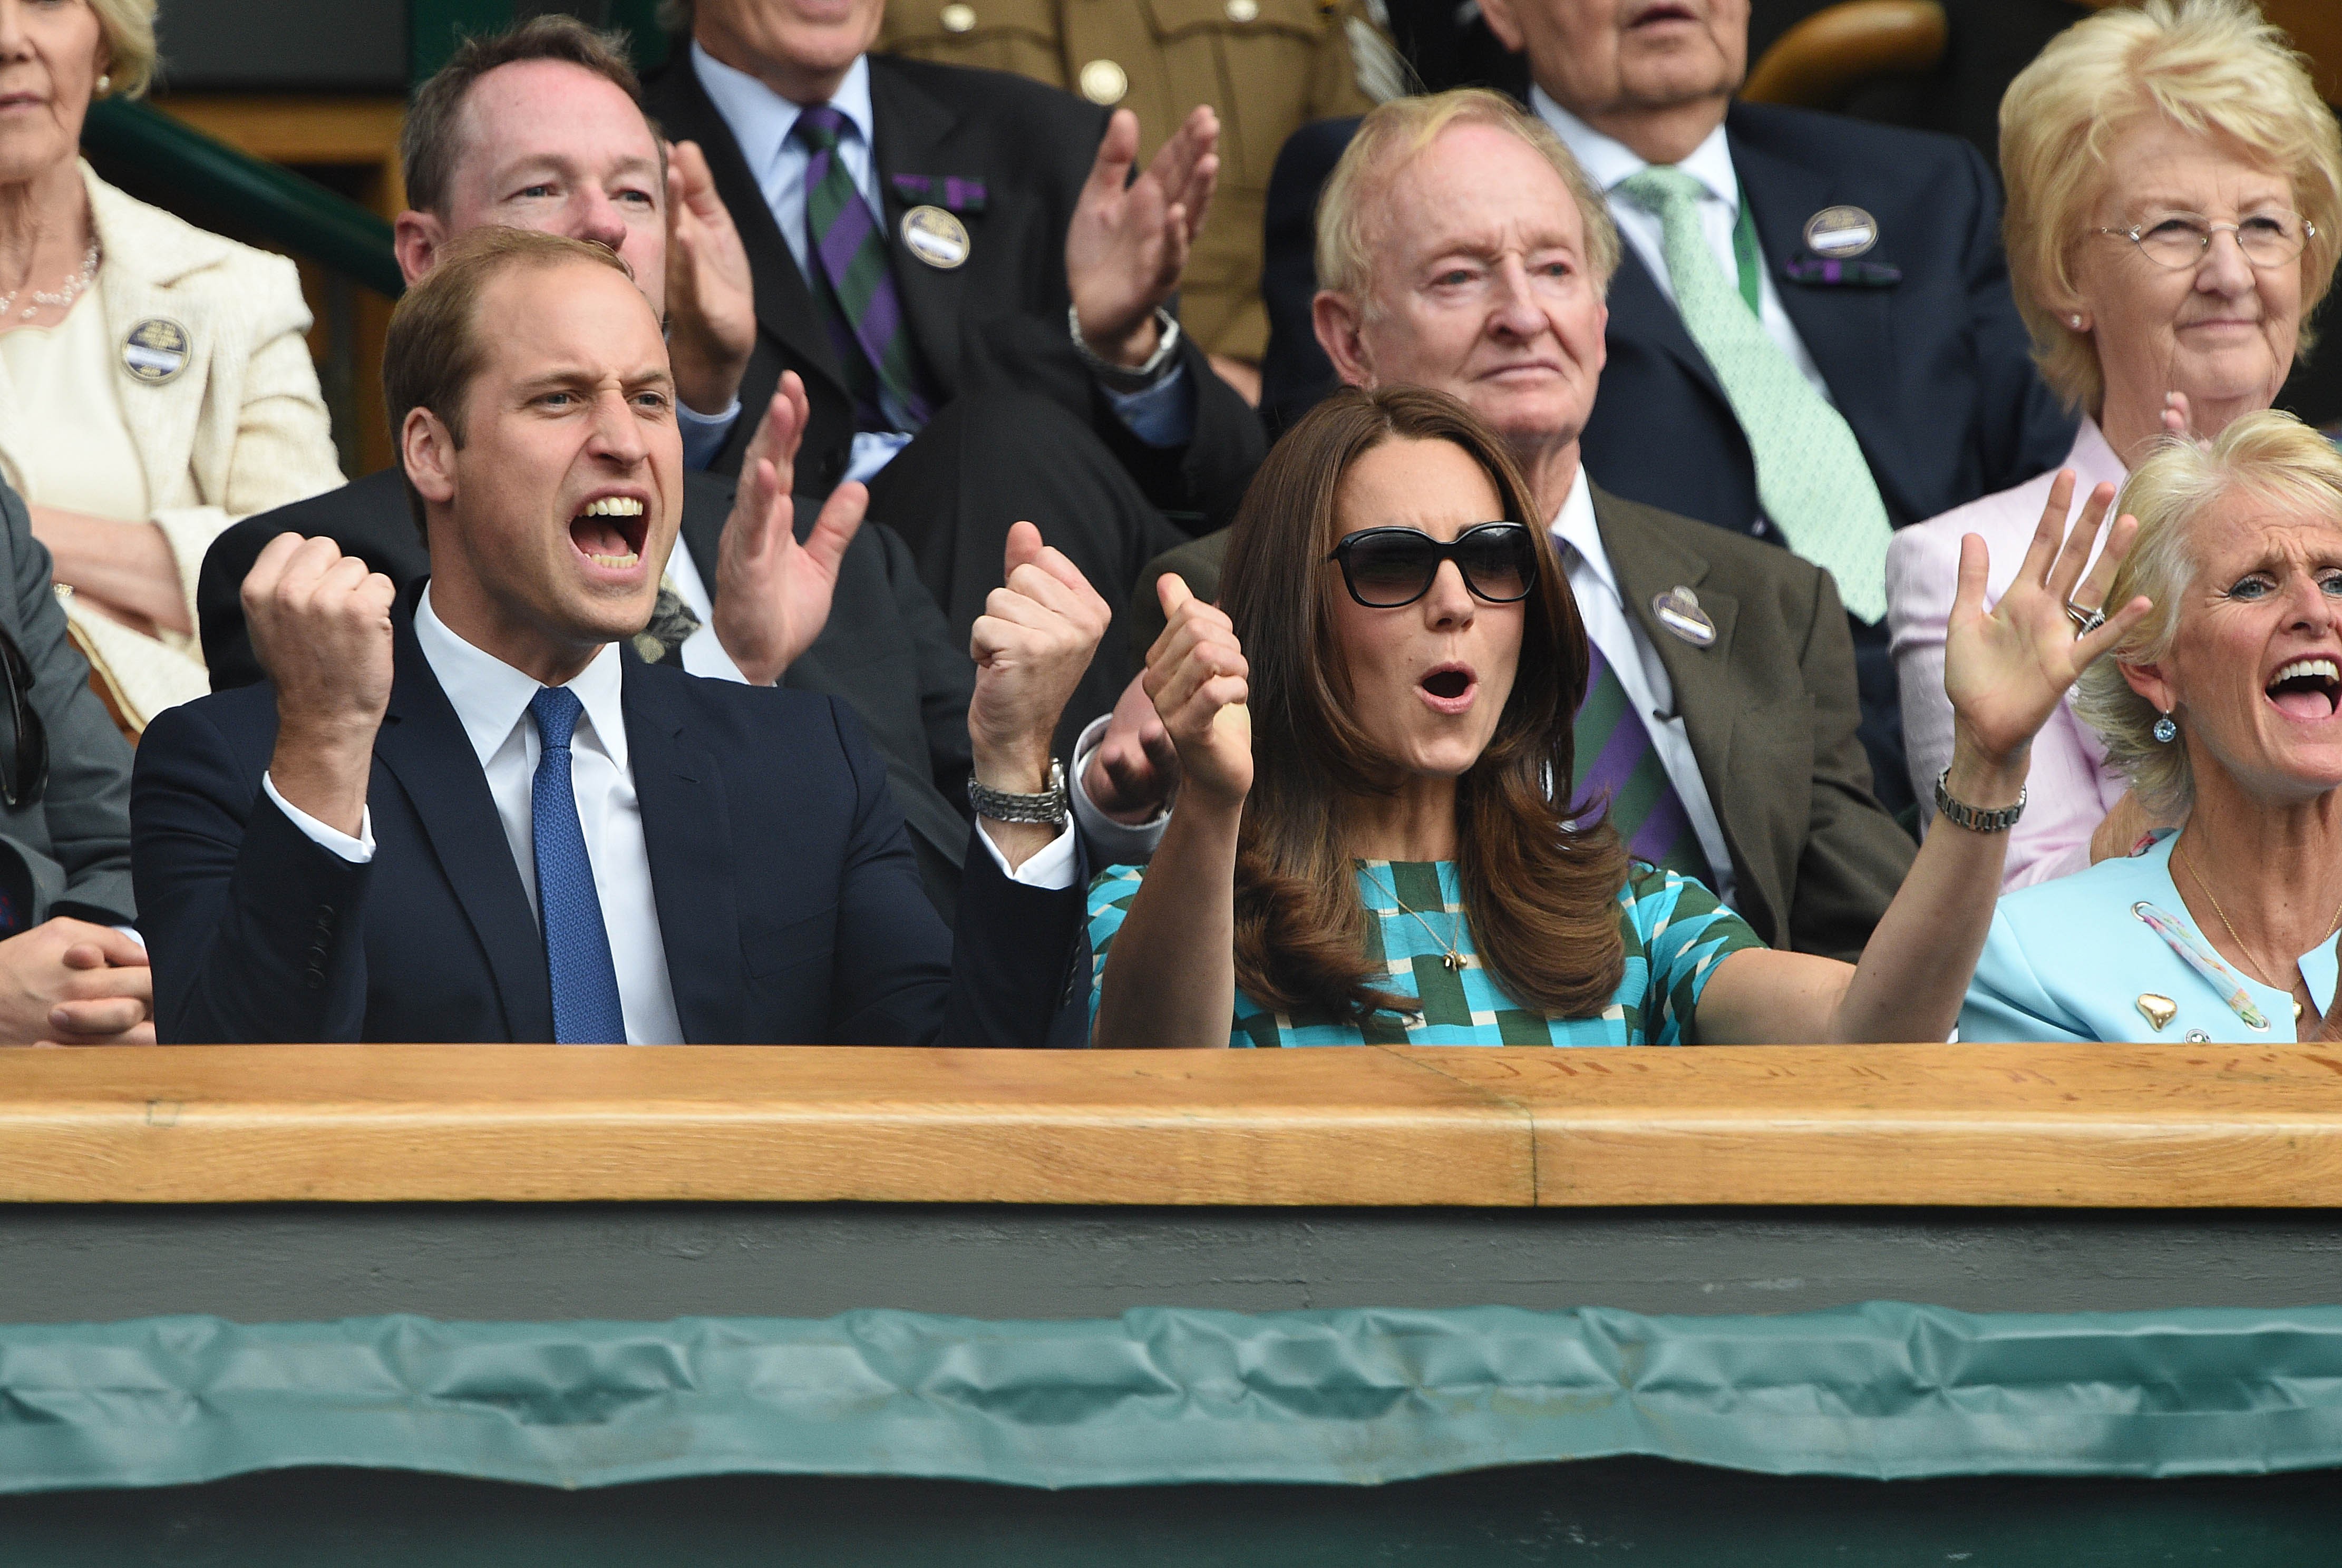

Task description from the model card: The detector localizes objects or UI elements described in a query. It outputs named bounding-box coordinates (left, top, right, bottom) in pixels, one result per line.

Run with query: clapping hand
left=664, top=139, right=757, bottom=420
left=1143, top=575, right=1250, bottom=811
left=712, top=373, right=867, bottom=686
left=1943, top=470, right=2152, bottom=773
left=1066, top=106, right=1218, bottom=366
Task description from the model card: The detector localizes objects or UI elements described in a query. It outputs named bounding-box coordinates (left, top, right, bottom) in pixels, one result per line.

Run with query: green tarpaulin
left=6, top=1301, right=2342, bottom=1494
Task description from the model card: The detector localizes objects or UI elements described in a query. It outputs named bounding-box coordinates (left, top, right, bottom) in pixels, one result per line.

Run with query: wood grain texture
left=4, top=1043, right=2342, bottom=1206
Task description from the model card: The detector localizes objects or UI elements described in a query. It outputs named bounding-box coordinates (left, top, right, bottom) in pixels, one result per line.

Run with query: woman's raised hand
left=1943, top=470, right=2152, bottom=769
left=1145, top=574, right=1251, bottom=810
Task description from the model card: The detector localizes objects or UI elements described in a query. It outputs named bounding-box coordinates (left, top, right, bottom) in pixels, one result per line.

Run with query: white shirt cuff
left=973, top=813, right=1079, bottom=890
left=1070, top=712, right=1169, bottom=866
left=677, top=397, right=741, bottom=471
left=263, top=772, right=377, bottom=864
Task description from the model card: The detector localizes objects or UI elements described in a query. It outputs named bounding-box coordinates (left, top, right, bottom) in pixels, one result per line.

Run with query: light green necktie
left=1615, top=164, right=1891, bottom=622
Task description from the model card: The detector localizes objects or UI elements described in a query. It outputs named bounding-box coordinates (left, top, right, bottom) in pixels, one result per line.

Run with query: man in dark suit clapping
left=138, top=229, right=1101, bottom=1046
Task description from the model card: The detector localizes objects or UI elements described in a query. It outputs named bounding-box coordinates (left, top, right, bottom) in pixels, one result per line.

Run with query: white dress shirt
left=660, top=541, right=749, bottom=683
left=689, top=42, right=1192, bottom=475
left=1549, top=468, right=1738, bottom=904
left=1533, top=90, right=1834, bottom=411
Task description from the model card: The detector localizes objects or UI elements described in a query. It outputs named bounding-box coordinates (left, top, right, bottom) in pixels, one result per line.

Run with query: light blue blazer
left=1962, top=834, right=2339, bottom=1043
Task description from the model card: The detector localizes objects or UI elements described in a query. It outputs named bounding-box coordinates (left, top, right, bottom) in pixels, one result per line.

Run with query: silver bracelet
left=1068, top=303, right=1180, bottom=391
left=1932, top=767, right=2025, bottom=833
left=969, top=758, right=1070, bottom=826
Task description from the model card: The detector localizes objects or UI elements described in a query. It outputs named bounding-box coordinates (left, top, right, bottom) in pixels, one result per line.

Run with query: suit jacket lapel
left=1605, top=240, right=1729, bottom=412
left=624, top=656, right=744, bottom=1043
left=372, top=606, right=555, bottom=1041
left=868, top=58, right=972, bottom=395
left=1729, top=119, right=1894, bottom=449
left=86, top=169, right=221, bottom=510
left=662, top=59, right=850, bottom=402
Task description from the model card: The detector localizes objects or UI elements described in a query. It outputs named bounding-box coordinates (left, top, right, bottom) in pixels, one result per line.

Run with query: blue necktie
left=529, top=686, right=626, bottom=1044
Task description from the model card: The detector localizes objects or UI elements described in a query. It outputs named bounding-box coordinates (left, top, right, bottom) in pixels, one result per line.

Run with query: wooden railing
left=5, top=1042, right=2341, bottom=1207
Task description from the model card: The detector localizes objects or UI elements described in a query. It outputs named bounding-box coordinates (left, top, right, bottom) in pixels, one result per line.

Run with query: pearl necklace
left=0, top=237, right=101, bottom=323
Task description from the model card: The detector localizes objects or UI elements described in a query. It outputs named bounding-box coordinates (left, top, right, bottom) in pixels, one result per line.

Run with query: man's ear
left=1475, top=0, right=1527, bottom=54
left=392, top=210, right=447, bottom=289
left=1314, top=289, right=1375, bottom=389
left=401, top=407, right=459, bottom=509
left=2119, top=657, right=2176, bottom=718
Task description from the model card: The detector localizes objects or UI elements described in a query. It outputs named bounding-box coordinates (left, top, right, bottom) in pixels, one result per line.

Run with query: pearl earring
left=2069, top=314, right=2084, bottom=329
left=2153, top=712, right=2178, bottom=744
left=95, top=73, right=110, bottom=94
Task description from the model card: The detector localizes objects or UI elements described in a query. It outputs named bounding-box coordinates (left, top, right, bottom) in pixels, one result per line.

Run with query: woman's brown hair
left=1220, top=385, right=1629, bottom=1024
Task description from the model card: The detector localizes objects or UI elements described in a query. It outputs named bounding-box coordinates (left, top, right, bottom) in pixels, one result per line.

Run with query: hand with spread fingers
left=1066, top=105, right=1219, bottom=367
left=713, top=373, right=868, bottom=686
left=969, top=521, right=1112, bottom=865
left=1084, top=672, right=1183, bottom=825
left=1143, top=574, right=1251, bottom=812
left=241, top=531, right=400, bottom=837
left=1945, top=469, right=2154, bottom=780
left=663, top=138, right=758, bottom=421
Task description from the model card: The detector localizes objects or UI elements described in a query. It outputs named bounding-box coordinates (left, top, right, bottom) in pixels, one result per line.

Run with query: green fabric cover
left=5, top=1302, right=2342, bottom=1495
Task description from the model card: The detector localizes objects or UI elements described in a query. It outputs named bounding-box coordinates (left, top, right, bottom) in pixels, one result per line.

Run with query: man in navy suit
left=132, top=228, right=1101, bottom=1046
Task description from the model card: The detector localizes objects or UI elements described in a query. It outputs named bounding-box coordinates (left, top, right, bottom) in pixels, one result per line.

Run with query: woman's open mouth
left=1417, top=664, right=1478, bottom=715
left=569, top=495, right=648, bottom=571
left=2265, top=656, right=2340, bottom=720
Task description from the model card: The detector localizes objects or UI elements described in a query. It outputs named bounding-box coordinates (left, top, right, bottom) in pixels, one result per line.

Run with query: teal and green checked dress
left=1086, top=861, right=1764, bottom=1047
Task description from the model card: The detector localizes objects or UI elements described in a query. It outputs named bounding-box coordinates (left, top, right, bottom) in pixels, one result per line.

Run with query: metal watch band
left=968, top=758, right=1070, bottom=826
left=1068, top=304, right=1181, bottom=390
left=1932, top=767, right=2026, bottom=833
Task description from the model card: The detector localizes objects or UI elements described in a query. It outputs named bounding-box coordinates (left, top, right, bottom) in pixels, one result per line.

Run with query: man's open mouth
left=2266, top=656, right=2340, bottom=720
left=570, top=495, right=648, bottom=569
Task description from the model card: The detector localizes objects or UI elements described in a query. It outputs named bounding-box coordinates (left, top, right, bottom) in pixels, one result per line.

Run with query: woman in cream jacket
left=0, top=0, right=341, bottom=729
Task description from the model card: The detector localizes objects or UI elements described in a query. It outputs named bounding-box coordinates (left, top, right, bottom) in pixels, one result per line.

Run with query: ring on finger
left=2063, top=600, right=2106, bottom=638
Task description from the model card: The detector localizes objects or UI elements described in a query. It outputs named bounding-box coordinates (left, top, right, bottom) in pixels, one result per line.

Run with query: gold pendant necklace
left=1361, top=864, right=1464, bottom=972
left=2175, top=843, right=2342, bottom=996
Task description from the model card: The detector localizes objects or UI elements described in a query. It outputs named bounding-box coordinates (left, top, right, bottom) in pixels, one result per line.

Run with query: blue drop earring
left=2153, top=711, right=2178, bottom=744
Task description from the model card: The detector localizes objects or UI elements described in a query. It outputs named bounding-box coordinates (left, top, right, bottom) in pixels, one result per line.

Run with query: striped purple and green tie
left=1571, top=641, right=1715, bottom=887
left=792, top=105, right=934, bottom=435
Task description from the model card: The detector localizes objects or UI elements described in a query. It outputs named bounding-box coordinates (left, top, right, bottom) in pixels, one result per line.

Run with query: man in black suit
left=200, top=18, right=977, bottom=913
left=643, top=0, right=1269, bottom=731
left=138, top=229, right=1102, bottom=1047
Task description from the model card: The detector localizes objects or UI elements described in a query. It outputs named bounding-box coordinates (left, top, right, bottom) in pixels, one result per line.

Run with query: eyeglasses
left=2091, top=210, right=2315, bottom=270
left=0, top=626, right=47, bottom=809
left=1326, top=523, right=1540, bottom=609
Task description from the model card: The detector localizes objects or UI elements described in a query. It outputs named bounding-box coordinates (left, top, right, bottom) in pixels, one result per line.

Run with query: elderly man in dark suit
left=1098, top=91, right=1913, bottom=959
left=642, top=0, right=1269, bottom=731
left=137, top=229, right=1100, bottom=1046
left=0, top=477, right=150, bottom=1043
left=201, top=18, right=978, bottom=914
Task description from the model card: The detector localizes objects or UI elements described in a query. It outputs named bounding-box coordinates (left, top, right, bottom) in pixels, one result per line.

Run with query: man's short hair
left=381, top=227, right=636, bottom=535
left=402, top=14, right=649, bottom=216
left=1316, top=89, right=1622, bottom=307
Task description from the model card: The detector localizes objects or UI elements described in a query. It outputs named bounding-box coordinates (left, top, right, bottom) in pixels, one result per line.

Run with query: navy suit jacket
left=1258, top=103, right=2076, bottom=532
left=132, top=602, right=1086, bottom=1046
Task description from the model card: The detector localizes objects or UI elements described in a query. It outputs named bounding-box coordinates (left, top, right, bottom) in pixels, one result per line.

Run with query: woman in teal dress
left=1088, top=385, right=2149, bottom=1047
left=1966, top=411, right=2342, bottom=1043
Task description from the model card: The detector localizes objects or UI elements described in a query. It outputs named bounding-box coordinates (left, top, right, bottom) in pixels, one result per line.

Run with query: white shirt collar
left=1530, top=86, right=1740, bottom=212
left=691, top=41, right=876, bottom=185
left=414, top=585, right=630, bottom=772
left=1543, top=464, right=1615, bottom=597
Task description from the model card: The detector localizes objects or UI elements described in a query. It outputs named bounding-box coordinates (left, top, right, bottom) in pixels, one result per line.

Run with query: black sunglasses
left=0, top=625, right=45, bottom=809
left=1326, top=523, right=1540, bottom=609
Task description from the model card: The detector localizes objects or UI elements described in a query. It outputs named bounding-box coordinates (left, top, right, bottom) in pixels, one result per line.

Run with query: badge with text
left=900, top=204, right=971, bottom=270
left=1802, top=205, right=1878, bottom=260
left=121, top=317, right=191, bottom=384
left=1652, top=586, right=1716, bottom=647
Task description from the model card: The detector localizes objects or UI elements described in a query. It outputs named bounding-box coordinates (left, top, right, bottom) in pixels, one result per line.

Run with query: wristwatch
left=1932, top=767, right=2026, bottom=833
left=969, top=758, right=1070, bottom=828
left=1068, top=303, right=1181, bottom=392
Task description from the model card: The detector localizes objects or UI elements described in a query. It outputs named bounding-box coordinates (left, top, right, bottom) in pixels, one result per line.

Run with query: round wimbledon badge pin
left=900, top=205, right=971, bottom=270
left=1802, top=205, right=1877, bottom=259
left=121, top=317, right=191, bottom=384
